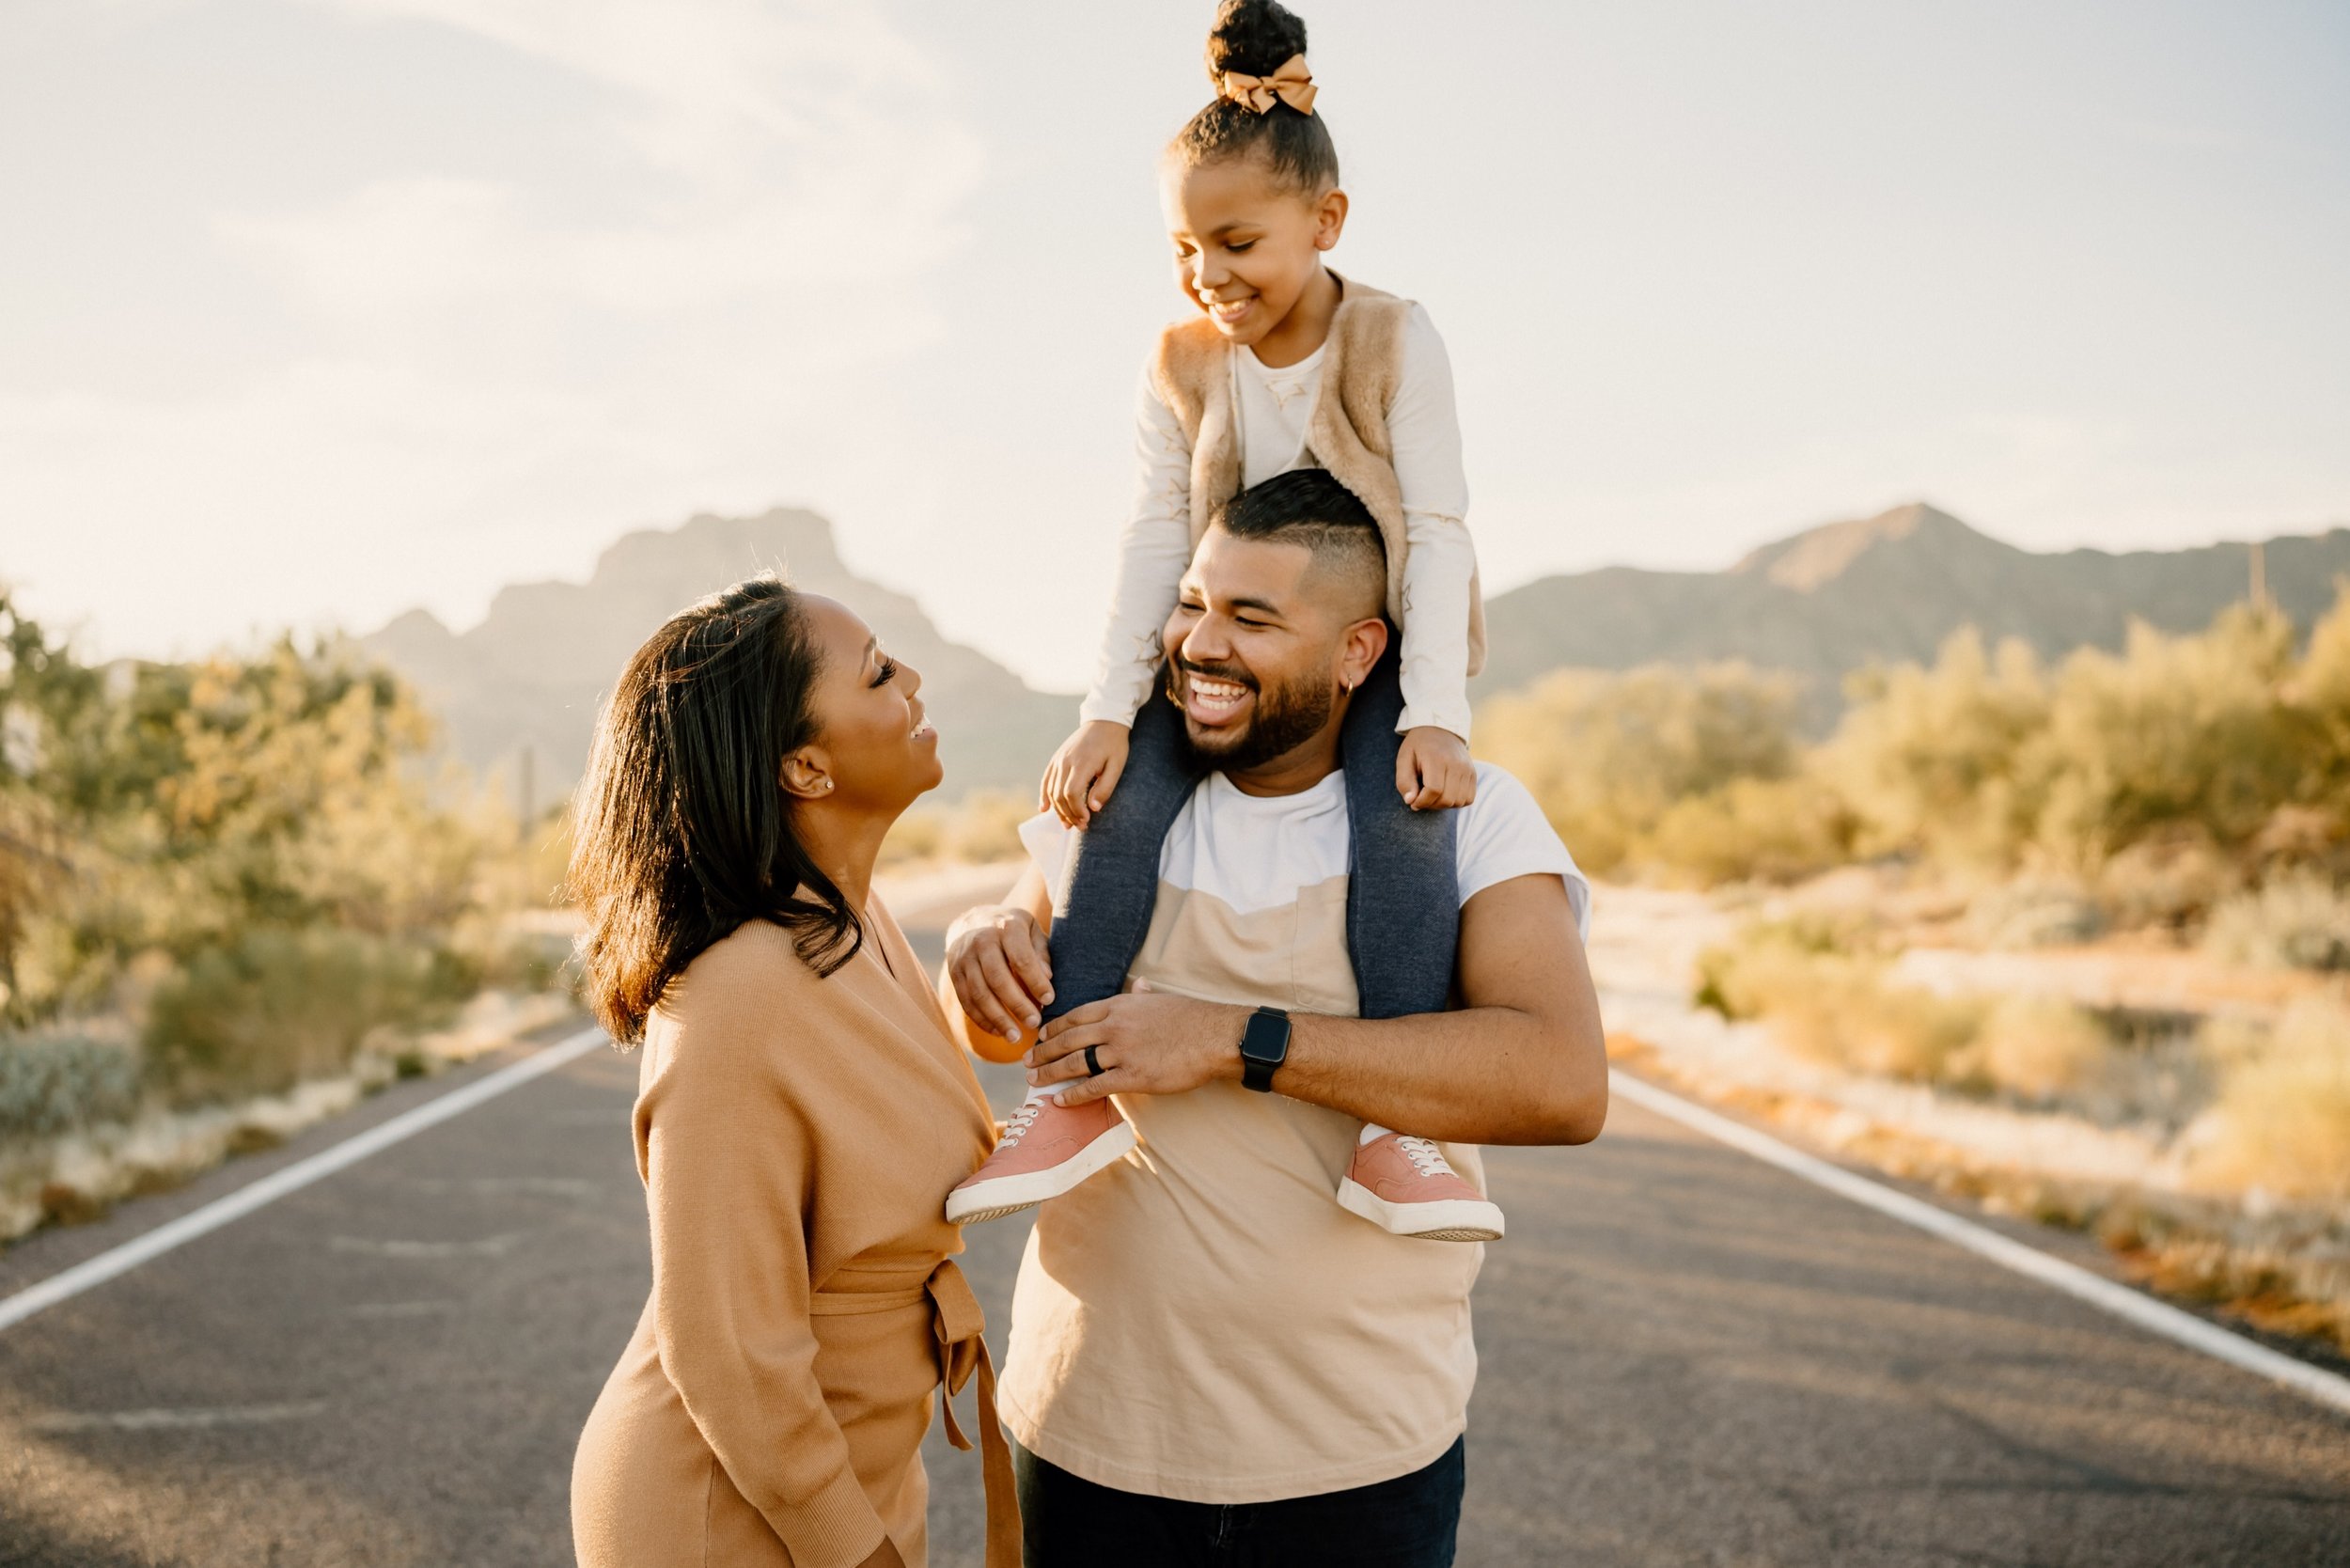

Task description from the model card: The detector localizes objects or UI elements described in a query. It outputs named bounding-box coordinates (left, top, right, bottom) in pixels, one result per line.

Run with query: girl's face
left=1162, top=154, right=1347, bottom=348
left=790, top=594, right=943, bottom=814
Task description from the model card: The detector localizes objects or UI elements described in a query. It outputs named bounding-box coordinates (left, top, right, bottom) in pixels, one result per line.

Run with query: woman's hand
left=1042, top=720, right=1132, bottom=827
left=1397, top=726, right=1478, bottom=810
left=945, top=904, right=1055, bottom=1044
left=856, top=1538, right=909, bottom=1568
left=1029, top=983, right=1249, bottom=1107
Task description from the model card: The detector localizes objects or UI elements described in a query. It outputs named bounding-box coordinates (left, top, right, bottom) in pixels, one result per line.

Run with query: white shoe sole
left=1337, top=1178, right=1505, bottom=1242
left=946, top=1121, right=1139, bottom=1225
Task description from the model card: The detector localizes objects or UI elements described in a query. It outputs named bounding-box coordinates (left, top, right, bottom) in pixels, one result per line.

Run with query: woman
left=569, top=576, right=1018, bottom=1568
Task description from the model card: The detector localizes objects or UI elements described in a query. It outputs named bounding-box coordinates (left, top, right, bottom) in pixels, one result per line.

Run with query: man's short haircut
left=1209, top=469, right=1387, bottom=621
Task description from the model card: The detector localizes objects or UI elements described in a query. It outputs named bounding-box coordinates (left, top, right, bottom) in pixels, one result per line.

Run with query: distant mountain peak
left=1732, top=501, right=1992, bottom=592
left=362, top=505, right=1073, bottom=799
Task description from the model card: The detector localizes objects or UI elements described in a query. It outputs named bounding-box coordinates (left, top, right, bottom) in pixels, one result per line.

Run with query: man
left=940, top=469, right=1606, bottom=1567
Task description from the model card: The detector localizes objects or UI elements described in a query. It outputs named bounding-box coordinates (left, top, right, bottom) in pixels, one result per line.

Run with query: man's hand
left=1030, top=983, right=1249, bottom=1107
left=945, top=903, right=1055, bottom=1044
left=1042, top=720, right=1133, bottom=827
left=1397, top=727, right=1477, bottom=810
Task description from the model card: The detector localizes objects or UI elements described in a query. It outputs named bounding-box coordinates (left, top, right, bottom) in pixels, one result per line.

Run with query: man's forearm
left=1272, top=1002, right=1605, bottom=1146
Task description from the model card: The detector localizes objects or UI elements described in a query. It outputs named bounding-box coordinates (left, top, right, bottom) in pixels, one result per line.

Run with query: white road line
left=1609, top=1069, right=2350, bottom=1419
left=329, top=1232, right=523, bottom=1258
left=31, top=1400, right=330, bottom=1433
left=0, top=1026, right=608, bottom=1337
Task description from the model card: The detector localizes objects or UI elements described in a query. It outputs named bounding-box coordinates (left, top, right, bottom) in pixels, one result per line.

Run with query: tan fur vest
left=1147, top=275, right=1488, bottom=678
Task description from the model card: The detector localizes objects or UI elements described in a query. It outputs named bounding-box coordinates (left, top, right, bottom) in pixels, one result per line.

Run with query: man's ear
left=778, top=745, right=836, bottom=803
left=1313, top=186, right=1349, bottom=252
left=1337, top=616, right=1387, bottom=695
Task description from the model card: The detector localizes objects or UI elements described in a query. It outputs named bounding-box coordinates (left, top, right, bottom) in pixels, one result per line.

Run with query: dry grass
left=2193, top=996, right=2350, bottom=1202
left=2204, top=871, right=2350, bottom=972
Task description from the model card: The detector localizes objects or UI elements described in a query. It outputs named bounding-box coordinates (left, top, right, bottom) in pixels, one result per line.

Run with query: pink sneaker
left=1337, top=1133, right=1504, bottom=1242
left=945, top=1095, right=1138, bottom=1225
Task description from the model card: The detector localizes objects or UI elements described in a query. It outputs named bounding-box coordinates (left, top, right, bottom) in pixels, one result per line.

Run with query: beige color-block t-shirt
left=996, top=761, right=1589, bottom=1503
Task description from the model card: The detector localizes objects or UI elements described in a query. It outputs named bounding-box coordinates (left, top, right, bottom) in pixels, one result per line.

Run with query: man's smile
left=1176, top=666, right=1255, bottom=727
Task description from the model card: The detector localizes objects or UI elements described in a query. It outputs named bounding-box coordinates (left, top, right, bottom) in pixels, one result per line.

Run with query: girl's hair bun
left=1205, top=0, right=1310, bottom=86
left=1172, top=0, right=1338, bottom=195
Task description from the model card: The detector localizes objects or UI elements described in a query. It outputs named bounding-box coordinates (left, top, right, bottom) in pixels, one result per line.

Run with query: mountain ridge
left=362, top=508, right=1077, bottom=801
left=1476, top=502, right=2350, bottom=724
left=360, top=501, right=2350, bottom=801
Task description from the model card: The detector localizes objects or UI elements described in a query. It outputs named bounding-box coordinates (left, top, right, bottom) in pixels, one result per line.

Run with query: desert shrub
left=0, top=589, right=507, bottom=1045
left=1642, top=776, right=1850, bottom=886
left=1480, top=662, right=1807, bottom=880
left=943, top=791, right=1033, bottom=864
left=2204, top=871, right=2350, bottom=972
left=1693, top=912, right=1886, bottom=1019
left=1698, top=917, right=2125, bottom=1095
left=880, top=809, right=946, bottom=867
left=2194, top=997, right=2350, bottom=1200
left=0, top=1031, right=142, bottom=1139
left=1970, top=995, right=2115, bottom=1103
left=885, top=790, right=1036, bottom=868
left=143, top=928, right=472, bottom=1103
left=1825, top=629, right=2049, bottom=868
left=1776, top=974, right=1989, bottom=1083
left=1964, top=878, right=2105, bottom=949
left=2029, top=606, right=2316, bottom=871
left=2091, top=830, right=2243, bottom=933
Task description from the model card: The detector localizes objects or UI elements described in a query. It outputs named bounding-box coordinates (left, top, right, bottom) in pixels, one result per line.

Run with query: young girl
left=947, top=0, right=1500, bottom=1242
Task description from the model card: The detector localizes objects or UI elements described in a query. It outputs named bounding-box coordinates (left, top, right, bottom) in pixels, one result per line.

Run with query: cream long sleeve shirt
left=1078, top=303, right=1479, bottom=741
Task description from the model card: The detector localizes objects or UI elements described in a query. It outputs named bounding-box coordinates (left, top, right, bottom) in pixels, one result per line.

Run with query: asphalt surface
left=3, top=934, right=2348, bottom=1565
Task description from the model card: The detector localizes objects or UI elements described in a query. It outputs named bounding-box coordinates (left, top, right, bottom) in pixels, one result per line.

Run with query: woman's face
left=795, top=594, right=942, bottom=812
left=1161, top=153, right=1344, bottom=347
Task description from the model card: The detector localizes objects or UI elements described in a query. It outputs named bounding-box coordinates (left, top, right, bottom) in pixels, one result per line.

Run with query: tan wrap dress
left=571, top=900, right=1018, bottom=1568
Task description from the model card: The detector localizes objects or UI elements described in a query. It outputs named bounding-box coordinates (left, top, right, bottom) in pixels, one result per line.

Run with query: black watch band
left=1238, top=1006, right=1292, bottom=1093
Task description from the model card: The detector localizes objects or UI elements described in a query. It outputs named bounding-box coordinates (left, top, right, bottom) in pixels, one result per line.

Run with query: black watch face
left=1241, top=1012, right=1288, bottom=1060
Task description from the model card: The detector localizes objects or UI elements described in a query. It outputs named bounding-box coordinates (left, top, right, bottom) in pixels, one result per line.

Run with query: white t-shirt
left=1078, top=302, right=1480, bottom=742
left=1019, top=760, right=1590, bottom=941
left=997, top=760, right=1589, bottom=1503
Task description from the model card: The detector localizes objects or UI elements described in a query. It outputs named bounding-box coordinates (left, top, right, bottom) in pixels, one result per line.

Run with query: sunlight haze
left=3, top=0, right=2344, bottom=692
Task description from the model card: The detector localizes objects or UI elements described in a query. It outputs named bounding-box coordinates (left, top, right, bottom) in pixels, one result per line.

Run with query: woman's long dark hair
left=1171, top=0, right=1340, bottom=194
left=569, top=575, right=862, bottom=1045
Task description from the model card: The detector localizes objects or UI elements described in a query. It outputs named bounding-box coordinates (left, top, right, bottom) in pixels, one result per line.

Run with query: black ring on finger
left=1084, top=1044, right=1104, bottom=1077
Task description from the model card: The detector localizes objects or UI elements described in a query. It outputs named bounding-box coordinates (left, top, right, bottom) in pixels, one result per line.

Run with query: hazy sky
left=4, top=0, right=2345, bottom=692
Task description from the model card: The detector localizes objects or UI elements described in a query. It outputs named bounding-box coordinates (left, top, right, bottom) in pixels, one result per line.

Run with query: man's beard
left=1167, top=656, right=1338, bottom=774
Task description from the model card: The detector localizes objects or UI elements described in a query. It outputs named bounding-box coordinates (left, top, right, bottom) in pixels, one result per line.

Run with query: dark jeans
left=1013, top=1437, right=1466, bottom=1568
left=1042, top=641, right=1460, bottom=1027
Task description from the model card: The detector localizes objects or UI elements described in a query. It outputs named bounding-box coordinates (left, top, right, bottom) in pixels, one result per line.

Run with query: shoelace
left=997, top=1101, right=1046, bottom=1149
left=1395, top=1136, right=1449, bottom=1176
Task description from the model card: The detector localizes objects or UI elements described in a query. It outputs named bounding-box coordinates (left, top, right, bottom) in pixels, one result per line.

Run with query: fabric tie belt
left=811, top=1259, right=1020, bottom=1567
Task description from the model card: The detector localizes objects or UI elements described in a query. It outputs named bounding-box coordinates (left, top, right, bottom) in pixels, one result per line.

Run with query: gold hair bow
left=1219, top=53, right=1317, bottom=116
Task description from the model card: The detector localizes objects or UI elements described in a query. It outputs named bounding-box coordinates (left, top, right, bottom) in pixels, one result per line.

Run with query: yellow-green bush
left=1479, top=662, right=1808, bottom=880
left=1970, top=994, right=2115, bottom=1104
left=1642, top=776, right=1850, bottom=886
left=144, top=929, right=470, bottom=1103
left=884, top=789, right=1034, bottom=868
left=1478, top=586, right=2350, bottom=917
left=2195, top=997, right=2350, bottom=1201
left=0, top=588, right=522, bottom=1118
left=2204, top=871, right=2350, bottom=972
left=0, top=1032, right=142, bottom=1139
left=1697, top=917, right=2117, bottom=1098
left=1825, top=629, right=2049, bottom=868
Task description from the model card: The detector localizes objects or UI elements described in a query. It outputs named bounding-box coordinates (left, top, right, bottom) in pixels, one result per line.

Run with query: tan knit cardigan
left=572, top=902, right=1017, bottom=1568
left=1148, top=274, right=1488, bottom=677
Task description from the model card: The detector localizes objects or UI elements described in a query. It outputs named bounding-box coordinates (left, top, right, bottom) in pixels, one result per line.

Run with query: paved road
left=4, top=950, right=2348, bottom=1563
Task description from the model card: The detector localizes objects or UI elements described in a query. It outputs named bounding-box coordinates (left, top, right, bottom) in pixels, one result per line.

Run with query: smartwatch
left=1238, top=1006, right=1292, bottom=1093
